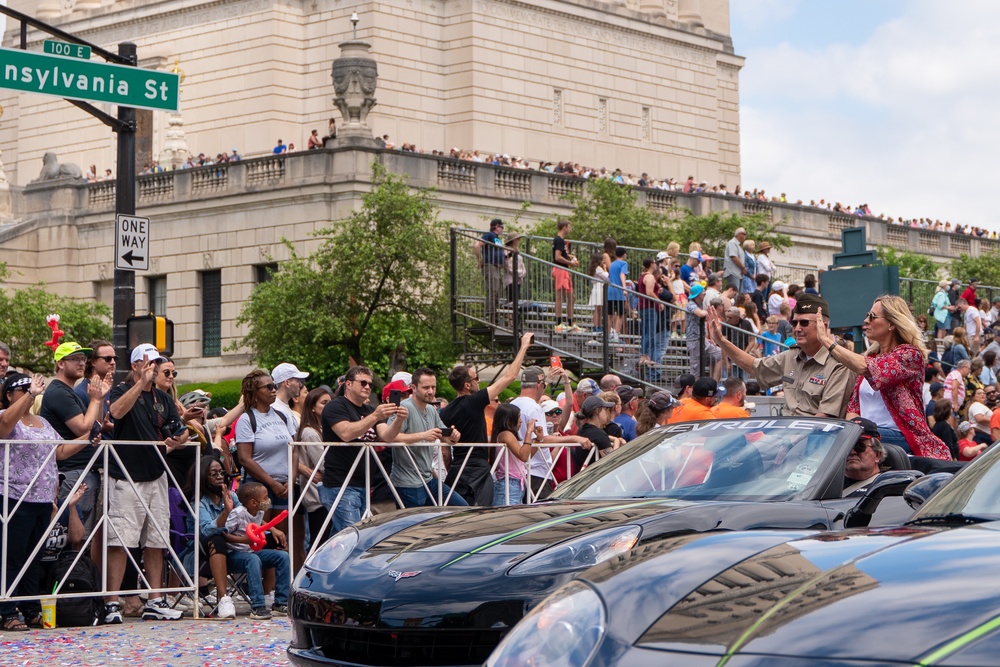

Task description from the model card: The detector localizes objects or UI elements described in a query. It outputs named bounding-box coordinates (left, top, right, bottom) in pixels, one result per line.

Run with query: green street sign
left=43, top=40, right=91, bottom=60
left=0, top=46, right=179, bottom=112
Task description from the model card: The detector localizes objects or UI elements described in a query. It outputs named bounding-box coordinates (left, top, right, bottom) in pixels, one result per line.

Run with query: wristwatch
left=827, top=341, right=838, bottom=354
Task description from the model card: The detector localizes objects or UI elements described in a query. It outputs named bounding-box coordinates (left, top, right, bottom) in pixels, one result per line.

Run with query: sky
left=731, top=0, right=1000, bottom=230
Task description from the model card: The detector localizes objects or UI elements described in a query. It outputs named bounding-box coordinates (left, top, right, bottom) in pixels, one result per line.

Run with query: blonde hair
left=865, top=294, right=929, bottom=359
left=666, top=241, right=680, bottom=257
left=688, top=242, right=702, bottom=253
left=742, top=239, right=756, bottom=252
left=599, top=390, right=621, bottom=406
left=952, top=326, right=970, bottom=351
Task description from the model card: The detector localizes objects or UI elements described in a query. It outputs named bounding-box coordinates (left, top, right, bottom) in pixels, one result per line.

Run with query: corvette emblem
left=388, top=570, right=421, bottom=582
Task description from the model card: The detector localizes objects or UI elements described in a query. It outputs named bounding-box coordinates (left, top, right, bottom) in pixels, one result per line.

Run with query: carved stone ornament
left=31, top=152, right=84, bottom=182
left=331, top=40, right=379, bottom=145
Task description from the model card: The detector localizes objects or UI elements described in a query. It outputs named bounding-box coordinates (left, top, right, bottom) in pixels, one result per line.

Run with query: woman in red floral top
left=816, top=295, right=950, bottom=460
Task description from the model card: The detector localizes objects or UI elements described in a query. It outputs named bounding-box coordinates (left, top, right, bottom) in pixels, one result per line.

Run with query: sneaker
left=166, top=594, right=194, bottom=611
left=271, top=603, right=288, bottom=617
left=554, top=322, right=569, bottom=332
left=142, top=597, right=184, bottom=621
left=592, top=326, right=603, bottom=333
left=609, top=330, right=620, bottom=343
left=104, top=602, right=123, bottom=625
left=568, top=324, right=584, bottom=333
left=216, top=595, right=236, bottom=619
left=250, top=606, right=273, bottom=620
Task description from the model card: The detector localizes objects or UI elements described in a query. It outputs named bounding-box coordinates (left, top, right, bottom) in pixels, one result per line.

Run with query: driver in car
left=844, top=417, right=886, bottom=496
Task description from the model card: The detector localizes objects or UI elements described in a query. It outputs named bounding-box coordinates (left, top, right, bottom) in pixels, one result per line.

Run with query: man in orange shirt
left=712, top=377, right=750, bottom=418
left=667, top=377, right=717, bottom=423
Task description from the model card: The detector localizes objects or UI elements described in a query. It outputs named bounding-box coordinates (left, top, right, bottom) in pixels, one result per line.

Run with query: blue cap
left=689, top=284, right=705, bottom=299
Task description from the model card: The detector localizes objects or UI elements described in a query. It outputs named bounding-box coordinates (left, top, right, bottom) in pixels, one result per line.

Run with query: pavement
left=2, top=616, right=293, bottom=666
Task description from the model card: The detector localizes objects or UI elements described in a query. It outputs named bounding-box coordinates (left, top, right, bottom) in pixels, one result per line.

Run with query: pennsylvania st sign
left=0, top=46, right=179, bottom=112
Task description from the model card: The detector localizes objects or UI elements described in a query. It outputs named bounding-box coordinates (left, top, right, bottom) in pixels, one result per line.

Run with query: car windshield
left=911, top=443, right=1000, bottom=522
left=552, top=419, right=851, bottom=502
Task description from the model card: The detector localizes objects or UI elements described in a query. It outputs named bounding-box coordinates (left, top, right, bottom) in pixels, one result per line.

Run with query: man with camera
left=388, top=367, right=466, bottom=508
left=103, top=343, right=190, bottom=624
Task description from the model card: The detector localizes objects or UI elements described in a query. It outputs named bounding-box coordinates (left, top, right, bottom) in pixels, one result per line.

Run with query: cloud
left=738, top=0, right=1000, bottom=228
left=731, top=0, right=802, bottom=31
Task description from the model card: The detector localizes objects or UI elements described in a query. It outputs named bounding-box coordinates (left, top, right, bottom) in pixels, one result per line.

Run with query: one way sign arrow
left=121, top=250, right=145, bottom=266
left=115, top=214, right=150, bottom=271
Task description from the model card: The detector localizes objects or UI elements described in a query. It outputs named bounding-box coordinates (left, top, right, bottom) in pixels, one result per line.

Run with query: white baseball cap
left=391, top=371, right=413, bottom=386
left=272, top=362, right=309, bottom=385
left=130, top=343, right=166, bottom=364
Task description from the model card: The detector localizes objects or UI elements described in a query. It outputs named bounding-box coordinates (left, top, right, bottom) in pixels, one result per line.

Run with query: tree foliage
left=232, top=161, right=458, bottom=385
left=531, top=179, right=791, bottom=255
left=950, top=250, right=1000, bottom=289
left=875, top=246, right=941, bottom=281
left=0, top=281, right=111, bottom=373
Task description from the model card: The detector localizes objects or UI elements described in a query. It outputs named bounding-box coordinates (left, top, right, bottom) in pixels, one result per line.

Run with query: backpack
left=47, top=550, right=103, bottom=626
left=234, top=408, right=294, bottom=475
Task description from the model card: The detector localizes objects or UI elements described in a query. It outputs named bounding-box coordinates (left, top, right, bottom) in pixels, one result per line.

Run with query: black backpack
left=48, top=550, right=103, bottom=626
left=234, top=408, right=294, bottom=475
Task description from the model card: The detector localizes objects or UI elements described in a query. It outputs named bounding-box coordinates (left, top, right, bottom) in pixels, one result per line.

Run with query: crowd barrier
left=1, top=438, right=595, bottom=611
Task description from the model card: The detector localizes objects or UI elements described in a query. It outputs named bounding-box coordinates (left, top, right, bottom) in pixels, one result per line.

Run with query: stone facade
left=2, top=0, right=741, bottom=189
left=1, top=148, right=985, bottom=382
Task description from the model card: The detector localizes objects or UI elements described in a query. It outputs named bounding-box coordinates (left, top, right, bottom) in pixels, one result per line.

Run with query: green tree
left=532, top=178, right=672, bottom=249
left=666, top=210, right=791, bottom=258
left=0, top=284, right=111, bottom=373
left=232, top=161, right=458, bottom=385
left=875, top=246, right=941, bottom=280
left=950, top=250, right=1000, bottom=289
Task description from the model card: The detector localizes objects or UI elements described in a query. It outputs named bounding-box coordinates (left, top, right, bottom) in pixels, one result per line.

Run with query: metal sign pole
left=113, top=42, right=137, bottom=381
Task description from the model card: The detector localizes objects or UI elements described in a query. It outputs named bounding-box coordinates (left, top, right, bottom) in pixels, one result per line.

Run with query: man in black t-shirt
left=320, top=365, right=407, bottom=534
left=40, top=341, right=109, bottom=533
left=441, top=332, right=534, bottom=505
left=103, top=343, right=189, bottom=625
left=475, top=218, right=506, bottom=324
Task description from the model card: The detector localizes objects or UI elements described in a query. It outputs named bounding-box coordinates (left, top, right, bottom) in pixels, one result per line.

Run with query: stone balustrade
left=12, top=147, right=992, bottom=265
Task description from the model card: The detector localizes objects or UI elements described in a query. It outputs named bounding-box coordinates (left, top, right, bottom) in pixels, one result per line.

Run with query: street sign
left=43, top=40, right=91, bottom=60
left=0, top=46, right=179, bottom=112
left=115, top=214, right=149, bottom=272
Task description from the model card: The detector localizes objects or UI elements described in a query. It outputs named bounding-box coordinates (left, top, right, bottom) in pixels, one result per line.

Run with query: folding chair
left=166, top=488, right=252, bottom=616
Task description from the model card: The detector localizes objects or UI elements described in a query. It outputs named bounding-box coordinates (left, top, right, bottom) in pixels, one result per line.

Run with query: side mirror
left=844, top=470, right=924, bottom=529
left=903, top=472, right=953, bottom=511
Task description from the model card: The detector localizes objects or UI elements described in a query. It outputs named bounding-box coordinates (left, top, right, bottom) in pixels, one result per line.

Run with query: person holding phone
left=389, top=368, right=466, bottom=508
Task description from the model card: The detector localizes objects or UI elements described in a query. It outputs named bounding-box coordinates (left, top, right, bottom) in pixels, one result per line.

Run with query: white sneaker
left=166, top=594, right=194, bottom=611
left=216, top=595, right=236, bottom=619
left=142, top=597, right=184, bottom=621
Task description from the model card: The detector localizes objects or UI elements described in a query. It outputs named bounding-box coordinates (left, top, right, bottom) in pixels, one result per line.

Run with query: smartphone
left=550, top=355, right=563, bottom=370
left=440, top=427, right=453, bottom=438
left=88, top=420, right=102, bottom=440
left=389, top=389, right=403, bottom=406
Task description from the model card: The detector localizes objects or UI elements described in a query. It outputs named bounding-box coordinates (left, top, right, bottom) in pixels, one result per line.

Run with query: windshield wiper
left=907, top=513, right=997, bottom=525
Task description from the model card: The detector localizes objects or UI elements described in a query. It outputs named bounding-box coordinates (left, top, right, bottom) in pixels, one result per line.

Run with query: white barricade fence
left=3, top=439, right=599, bottom=607
left=1, top=439, right=202, bottom=615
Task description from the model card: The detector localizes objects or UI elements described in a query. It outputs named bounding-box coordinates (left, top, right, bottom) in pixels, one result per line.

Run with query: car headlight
left=509, top=525, right=641, bottom=576
left=304, top=526, right=359, bottom=574
left=487, top=581, right=606, bottom=667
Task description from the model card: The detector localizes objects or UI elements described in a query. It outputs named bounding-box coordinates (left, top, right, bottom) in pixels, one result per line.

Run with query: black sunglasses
left=160, top=370, right=178, bottom=378
left=258, top=383, right=276, bottom=391
left=853, top=438, right=874, bottom=453
left=96, top=355, right=116, bottom=363
left=353, top=379, right=373, bottom=388
left=790, top=319, right=814, bottom=328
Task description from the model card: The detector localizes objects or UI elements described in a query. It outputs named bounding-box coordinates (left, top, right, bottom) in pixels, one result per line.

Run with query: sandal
left=25, top=614, right=43, bottom=629
left=2, top=616, right=29, bottom=631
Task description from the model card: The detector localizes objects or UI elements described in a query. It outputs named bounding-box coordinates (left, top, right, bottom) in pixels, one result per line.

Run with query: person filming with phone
left=103, top=343, right=190, bottom=624
left=388, top=368, right=466, bottom=508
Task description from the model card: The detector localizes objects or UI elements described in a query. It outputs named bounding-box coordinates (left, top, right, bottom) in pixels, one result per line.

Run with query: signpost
left=0, top=46, right=178, bottom=112
left=115, top=214, right=150, bottom=272
left=42, top=39, right=90, bottom=60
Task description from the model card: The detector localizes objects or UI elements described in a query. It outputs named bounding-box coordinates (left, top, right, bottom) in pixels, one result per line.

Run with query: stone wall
left=0, top=147, right=982, bottom=382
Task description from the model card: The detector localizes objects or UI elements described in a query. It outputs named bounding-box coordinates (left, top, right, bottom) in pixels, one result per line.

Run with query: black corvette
left=487, top=446, right=1000, bottom=667
left=288, top=417, right=924, bottom=667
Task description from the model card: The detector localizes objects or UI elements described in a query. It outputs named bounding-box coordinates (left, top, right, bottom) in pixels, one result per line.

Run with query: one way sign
left=115, top=214, right=150, bottom=271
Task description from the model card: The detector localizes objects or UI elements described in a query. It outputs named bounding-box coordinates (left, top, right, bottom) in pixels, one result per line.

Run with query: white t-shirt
left=511, top=396, right=552, bottom=480
left=768, top=293, right=785, bottom=317
left=965, top=307, right=983, bottom=338
left=968, top=402, right=992, bottom=434
left=858, top=378, right=894, bottom=430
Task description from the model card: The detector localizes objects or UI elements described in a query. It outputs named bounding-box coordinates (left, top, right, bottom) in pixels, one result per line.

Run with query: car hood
left=589, top=522, right=1000, bottom=664
left=360, top=498, right=767, bottom=559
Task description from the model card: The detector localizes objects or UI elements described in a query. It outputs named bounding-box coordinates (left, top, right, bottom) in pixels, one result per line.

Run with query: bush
left=176, top=379, right=243, bottom=411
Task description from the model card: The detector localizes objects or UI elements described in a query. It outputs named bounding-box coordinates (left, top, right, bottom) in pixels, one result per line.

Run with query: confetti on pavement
left=2, top=618, right=291, bottom=667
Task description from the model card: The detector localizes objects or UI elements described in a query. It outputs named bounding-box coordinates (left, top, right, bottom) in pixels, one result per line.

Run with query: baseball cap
left=655, top=251, right=669, bottom=262
left=929, top=382, right=945, bottom=395
left=771, top=280, right=786, bottom=291
left=390, top=371, right=413, bottom=386
left=674, top=373, right=696, bottom=391
left=647, top=390, right=680, bottom=411
left=580, top=395, right=615, bottom=416
left=615, top=385, right=643, bottom=401
left=576, top=378, right=600, bottom=396
left=539, top=397, right=562, bottom=414
left=54, top=341, right=92, bottom=362
left=851, top=416, right=881, bottom=439
left=272, top=362, right=309, bottom=385
left=689, top=250, right=702, bottom=260
left=957, top=421, right=974, bottom=434
left=689, top=284, right=705, bottom=299
left=381, top=379, right=412, bottom=402
left=129, top=343, right=166, bottom=364
left=692, top=377, right=718, bottom=398
left=2, top=372, right=31, bottom=394
left=521, top=366, right=546, bottom=385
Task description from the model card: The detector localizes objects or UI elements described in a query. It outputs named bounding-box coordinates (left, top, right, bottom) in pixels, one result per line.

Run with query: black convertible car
left=288, top=417, right=925, bottom=667
left=488, top=446, right=998, bottom=667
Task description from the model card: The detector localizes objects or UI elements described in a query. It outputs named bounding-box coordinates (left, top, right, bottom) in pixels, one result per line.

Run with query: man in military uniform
left=707, top=293, right=855, bottom=418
